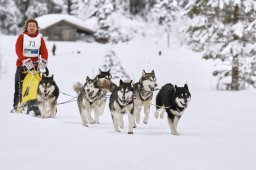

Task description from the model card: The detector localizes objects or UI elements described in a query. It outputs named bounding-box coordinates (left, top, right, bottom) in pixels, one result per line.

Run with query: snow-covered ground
left=0, top=34, right=255, bottom=170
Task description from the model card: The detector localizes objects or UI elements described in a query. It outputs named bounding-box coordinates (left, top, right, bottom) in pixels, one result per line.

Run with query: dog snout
left=87, top=89, right=90, bottom=92
left=155, top=83, right=158, bottom=87
left=44, top=90, right=47, bottom=93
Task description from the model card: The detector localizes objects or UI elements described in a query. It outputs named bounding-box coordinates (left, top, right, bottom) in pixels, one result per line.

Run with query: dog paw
left=82, top=122, right=88, bottom=127
left=133, top=124, right=137, bottom=128
left=143, top=118, right=148, bottom=124
left=93, top=120, right=99, bottom=124
left=171, top=132, right=179, bottom=136
left=115, top=129, right=121, bottom=133
left=128, top=131, right=134, bottom=134
left=88, top=120, right=94, bottom=124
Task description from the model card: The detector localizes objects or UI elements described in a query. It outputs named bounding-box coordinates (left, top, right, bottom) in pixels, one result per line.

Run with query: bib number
left=29, top=41, right=35, bottom=47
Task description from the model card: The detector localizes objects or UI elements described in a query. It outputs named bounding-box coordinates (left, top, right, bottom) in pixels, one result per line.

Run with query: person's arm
left=40, top=37, right=48, bottom=61
left=15, top=34, right=24, bottom=61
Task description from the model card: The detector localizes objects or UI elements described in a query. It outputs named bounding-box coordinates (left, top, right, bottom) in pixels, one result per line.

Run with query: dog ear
left=129, top=80, right=134, bottom=87
left=99, top=68, right=102, bottom=73
left=42, top=74, right=46, bottom=79
left=151, top=70, right=155, bottom=74
left=184, top=84, right=188, bottom=89
left=119, top=79, right=123, bottom=85
left=107, top=69, right=111, bottom=73
left=86, top=76, right=90, bottom=82
left=142, top=70, right=146, bottom=77
left=174, top=85, right=178, bottom=92
left=50, top=74, right=54, bottom=80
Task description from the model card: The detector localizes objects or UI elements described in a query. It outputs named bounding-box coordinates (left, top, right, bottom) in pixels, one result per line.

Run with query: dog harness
left=138, top=82, right=153, bottom=101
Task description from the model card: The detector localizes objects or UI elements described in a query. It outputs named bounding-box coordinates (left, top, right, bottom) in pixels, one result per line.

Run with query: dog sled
left=16, top=59, right=46, bottom=114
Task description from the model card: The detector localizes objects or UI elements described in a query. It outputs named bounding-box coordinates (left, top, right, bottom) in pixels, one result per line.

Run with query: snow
left=0, top=33, right=256, bottom=170
left=36, top=14, right=96, bottom=31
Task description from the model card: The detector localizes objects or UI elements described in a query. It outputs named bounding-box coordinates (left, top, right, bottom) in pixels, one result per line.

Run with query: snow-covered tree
left=91, top=0, right=134, bottom=43
left=47, top=0, right=64, bottom=14
left=186, top=0, right=256, bottom=90
left=101, top=50, right=130, bottom=80
left=150, top=0, right=180, bottom=47
left=25, top=1, right=48, bottom=19
left=69, top=0, right=90, bottom=19
left=0, top=0, right=21, bottom=34
left=113, top=0, right=130, bottom=16
left=90, top=0, right=115, bottom=43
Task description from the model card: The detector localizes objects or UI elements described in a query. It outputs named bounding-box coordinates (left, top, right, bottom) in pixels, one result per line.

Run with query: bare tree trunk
left=231, top=54, right=239, bottom=90
left=230, top=5, right=240, bottom=90
left=67, top=0, right=72, bottom=14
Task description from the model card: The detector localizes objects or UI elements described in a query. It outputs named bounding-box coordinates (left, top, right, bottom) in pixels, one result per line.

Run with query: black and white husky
left=154, top=83, right=191, bottom=135
left=73, top=76, right=106, bottom=127
left=37, top=75, right=59, bottom=118
left=109, top=80, right=135, bottom=134
left=134, top=70, right=157, bottom=124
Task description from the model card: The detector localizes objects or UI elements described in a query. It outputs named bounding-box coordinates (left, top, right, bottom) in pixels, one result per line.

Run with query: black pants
left=13, top=67, right=26, bottom=108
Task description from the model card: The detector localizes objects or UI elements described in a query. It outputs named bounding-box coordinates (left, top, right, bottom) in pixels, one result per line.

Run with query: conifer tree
left=101, top=50, right=130, bottom=80
left=186, top=0, right=256, bottom=90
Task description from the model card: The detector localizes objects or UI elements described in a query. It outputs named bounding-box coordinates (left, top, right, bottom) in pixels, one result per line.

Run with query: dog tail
left=73, top=82, right=83, bottom=94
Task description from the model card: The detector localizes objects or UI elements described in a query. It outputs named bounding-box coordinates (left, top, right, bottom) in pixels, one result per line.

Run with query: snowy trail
left=0, top=34, right=255, bottom=170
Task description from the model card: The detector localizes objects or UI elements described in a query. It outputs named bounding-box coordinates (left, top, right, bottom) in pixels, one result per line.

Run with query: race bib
left=23, top=34, right=42, bottom=57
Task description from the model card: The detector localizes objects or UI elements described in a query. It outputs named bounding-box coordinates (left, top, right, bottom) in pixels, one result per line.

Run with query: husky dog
left=95, top=69, right=117, bottom=93
left=154, top=83, right=191, bottom=135
left=73, top=76, right=106, bottom=127
left=37, top=75, right=59, bottom=118
left=109, top=80, right=135, bottom=134
left=133, top=70, right=157, bottom=124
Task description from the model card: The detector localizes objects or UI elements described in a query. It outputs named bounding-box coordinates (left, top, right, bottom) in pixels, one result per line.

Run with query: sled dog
left=73, top=76, right=106, bottom=126
left=134, top=70, right=157, bottom=124
left=109, top=80, right=135, bottom=134
left=154, top=83, right=191, bottom=135
left=37, top=75, right=59, bottom=118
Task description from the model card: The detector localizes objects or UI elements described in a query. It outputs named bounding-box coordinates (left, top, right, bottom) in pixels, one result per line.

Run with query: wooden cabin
left=36, top=14, right=95, bottom=41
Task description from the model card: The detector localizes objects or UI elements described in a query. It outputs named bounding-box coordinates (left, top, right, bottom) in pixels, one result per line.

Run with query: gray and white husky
left=37, top=75, right=59, bottom=118
left=109, top=80, right=135, bottom=134
left=73, top=76, right=106, bottom=127
left=133, top=70, right=157, bottom=124
left=154, top=83, right=191, bottom=135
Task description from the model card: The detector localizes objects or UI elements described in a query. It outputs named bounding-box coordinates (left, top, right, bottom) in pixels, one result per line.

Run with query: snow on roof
left=36, top=14, right=97, bottom=32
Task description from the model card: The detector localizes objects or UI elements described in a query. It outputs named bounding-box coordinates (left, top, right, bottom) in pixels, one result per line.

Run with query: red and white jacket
left=15, top=31, right=48, bottom=67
